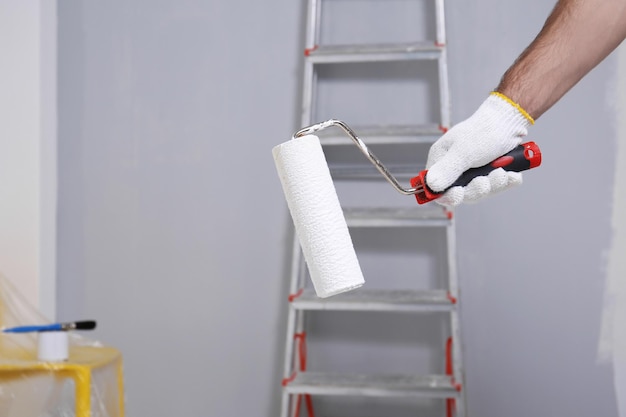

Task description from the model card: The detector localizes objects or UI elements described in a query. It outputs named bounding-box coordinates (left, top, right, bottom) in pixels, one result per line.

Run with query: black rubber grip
left=448, top=143, right=536, bottom=189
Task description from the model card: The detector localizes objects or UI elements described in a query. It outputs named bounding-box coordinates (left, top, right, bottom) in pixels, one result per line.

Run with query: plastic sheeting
left=0, top=273, right=125, bottom=417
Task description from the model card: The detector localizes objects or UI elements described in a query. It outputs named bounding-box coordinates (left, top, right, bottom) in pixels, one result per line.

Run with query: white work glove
left=426, top=92, right=534, bottom=206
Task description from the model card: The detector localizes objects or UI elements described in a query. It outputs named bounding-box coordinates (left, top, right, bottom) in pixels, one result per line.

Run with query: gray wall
left=58, top=1, right=302, bottom=416
left=447, top=3, right=617, bottom=416
left=57, top=1, right=618, bottom=416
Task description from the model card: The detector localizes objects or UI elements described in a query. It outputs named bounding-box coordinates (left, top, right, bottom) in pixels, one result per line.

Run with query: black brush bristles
left=64, top=320, right=97, bottom=331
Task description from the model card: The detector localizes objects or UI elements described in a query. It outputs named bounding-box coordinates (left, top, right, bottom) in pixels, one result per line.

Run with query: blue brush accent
left=2, top=323, right=63, bottom=333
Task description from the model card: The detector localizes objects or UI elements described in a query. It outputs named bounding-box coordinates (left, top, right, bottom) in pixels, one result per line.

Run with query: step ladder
left=280, top=1, right=466, bottom=416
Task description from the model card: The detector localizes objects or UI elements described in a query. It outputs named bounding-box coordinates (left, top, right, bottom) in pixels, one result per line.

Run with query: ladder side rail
left=305, top=0, right=321, bottom=48
left=280, top=243, right=306, bottom=417
left=438, top=50, right=452, bottom=129
left=281, top=1, right=322, bottom=416
left=301, top=61, right=316, bottom=127
left=435, top=0, right=446, bottom=46
left=446, top=221, right=466, bottom=417
left=435, top=0, right=450, bottom=128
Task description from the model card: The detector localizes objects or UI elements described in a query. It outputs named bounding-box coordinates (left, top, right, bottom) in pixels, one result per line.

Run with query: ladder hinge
left=304, top=45, right=319, bottom=56
left=288, top=288, right=304, bottom=302
left=282, top=371, right=297, bottom=386
left=447, top=292, right=457, bottom=304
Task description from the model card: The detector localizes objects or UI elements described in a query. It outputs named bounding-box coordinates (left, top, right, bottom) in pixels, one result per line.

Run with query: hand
left=425, top=93, right=534, bottom=206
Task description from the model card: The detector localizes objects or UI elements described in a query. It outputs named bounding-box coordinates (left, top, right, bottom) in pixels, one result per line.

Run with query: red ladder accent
left=283, top=332, right=315, bottom=417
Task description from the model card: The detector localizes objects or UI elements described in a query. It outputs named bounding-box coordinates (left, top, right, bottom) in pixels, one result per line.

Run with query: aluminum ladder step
left=330, top=163, right=422, bottom=180
left=291, top=288, right=455, bottom=312
left=284, top=372, right=461, bottom=398
left=307, top=42, right=443, bottom=64
left=344, top=207, right=451, bottom=227
left=318, top=124, right=444, bottom=145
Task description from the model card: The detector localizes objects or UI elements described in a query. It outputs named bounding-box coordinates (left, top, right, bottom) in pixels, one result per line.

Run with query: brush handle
left=3, top=320, right=97, bottom=333
left=3, top=324, right=62, bottom=333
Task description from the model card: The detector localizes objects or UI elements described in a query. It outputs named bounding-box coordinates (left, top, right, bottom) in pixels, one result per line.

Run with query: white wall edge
left=598, top=42, right=626, bottom=417
left=0, top=1, right=57, bottom=314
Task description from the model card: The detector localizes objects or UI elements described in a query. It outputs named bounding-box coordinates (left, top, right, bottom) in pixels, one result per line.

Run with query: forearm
left=496, top=0, right=626, bottom=120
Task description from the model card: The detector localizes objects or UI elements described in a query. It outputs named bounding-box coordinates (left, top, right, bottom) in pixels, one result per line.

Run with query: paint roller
left=272, top=119, right=542, bottom=298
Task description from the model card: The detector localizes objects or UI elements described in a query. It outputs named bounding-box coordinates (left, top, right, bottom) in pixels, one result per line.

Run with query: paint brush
left=2, top=320, right=97, bottom=333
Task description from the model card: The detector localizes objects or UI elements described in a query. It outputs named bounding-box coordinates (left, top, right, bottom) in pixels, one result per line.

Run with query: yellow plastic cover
left=0, top=272, right=125, bottom=417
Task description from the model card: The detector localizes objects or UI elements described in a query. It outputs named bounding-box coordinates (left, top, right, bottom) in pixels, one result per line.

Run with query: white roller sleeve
left=273, top=135, right=365, bottom=298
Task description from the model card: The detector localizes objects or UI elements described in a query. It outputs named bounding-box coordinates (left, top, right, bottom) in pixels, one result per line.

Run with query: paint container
left=38, top=331, right=69, bottom=361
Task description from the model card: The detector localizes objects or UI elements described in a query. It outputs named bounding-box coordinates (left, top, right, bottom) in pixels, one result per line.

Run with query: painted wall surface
left=57, top=1, right=618, bottom=416
left=447, top=2, right=618, bottom=416
left=57, top=2, right=302, bottom=416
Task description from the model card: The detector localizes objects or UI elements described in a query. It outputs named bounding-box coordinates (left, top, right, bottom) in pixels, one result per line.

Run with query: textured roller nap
left=273, top=135, right=365, bottom=298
